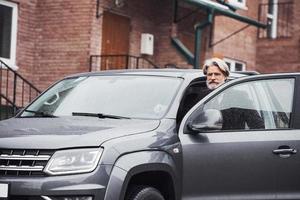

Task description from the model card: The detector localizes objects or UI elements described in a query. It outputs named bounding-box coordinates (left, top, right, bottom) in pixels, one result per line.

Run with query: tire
left=126, top=185, right=165, bottom=200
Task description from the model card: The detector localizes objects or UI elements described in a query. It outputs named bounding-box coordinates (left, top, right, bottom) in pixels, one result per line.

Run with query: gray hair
left=203, top=57, right=230, bottom=77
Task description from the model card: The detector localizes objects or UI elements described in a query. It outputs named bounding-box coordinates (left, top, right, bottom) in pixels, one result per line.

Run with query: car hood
left=0, top=117, right=160, bottom=149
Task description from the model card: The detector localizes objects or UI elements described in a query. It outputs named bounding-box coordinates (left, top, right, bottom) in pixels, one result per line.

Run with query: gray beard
left=206, top=81, right=224, bottom=90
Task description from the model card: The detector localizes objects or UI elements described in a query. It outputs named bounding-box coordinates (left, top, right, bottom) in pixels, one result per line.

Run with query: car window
left=186, top=78, right=294, bottom=132
left=21, top=75, right=183, bottom=119
left=176, top=80, right=209, bottom=124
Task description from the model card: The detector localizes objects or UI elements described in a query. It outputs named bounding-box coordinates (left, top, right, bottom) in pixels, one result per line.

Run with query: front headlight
left=44, top=148, right=103, bottom=175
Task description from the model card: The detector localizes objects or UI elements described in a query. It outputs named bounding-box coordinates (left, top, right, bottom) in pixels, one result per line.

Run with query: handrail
left=0, top=60, right=41, bottom=120
left=89, top=54, right=159, bottom=71
left=0, top=93, right=14, bottom=106
left=0, top=62, right=41, bottom=92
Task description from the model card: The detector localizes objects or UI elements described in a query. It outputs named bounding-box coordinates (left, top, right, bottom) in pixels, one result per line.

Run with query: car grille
left=0, top=149, right=54, bottom=176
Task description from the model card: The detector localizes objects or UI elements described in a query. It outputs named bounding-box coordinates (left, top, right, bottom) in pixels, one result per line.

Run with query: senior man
left=203, top=57, right=230, bottom=90
left=177, top=57, right=230, bottom=124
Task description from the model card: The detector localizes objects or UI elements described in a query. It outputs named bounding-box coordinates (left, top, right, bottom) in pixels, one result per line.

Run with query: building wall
left=158, top=4, right=208, bottom=69
left=212, top=0, right=260, bottom=71
left=94, top=0, right=190, bottom=68
left=0, top=0, right=40, bottom=107
left=16, top=0, right=192, bottom=90
left=13, top=0, right=38, bottom=81
left=33, top=0, right=95, bottom=89
left=11, top=0, right=299, bottom=92
left=10, top=0, right=96, bottom=90
left=256, top=0, right=300, bottom=73
left=12, top=0, right=178, bottom=90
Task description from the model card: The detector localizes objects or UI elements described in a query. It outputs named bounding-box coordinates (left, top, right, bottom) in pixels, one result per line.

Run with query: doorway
left=101, top=11, right=130, bottom=70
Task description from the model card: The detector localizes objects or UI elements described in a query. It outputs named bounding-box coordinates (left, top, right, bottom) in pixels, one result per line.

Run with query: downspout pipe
left=193, top=11, right=213, bottom=69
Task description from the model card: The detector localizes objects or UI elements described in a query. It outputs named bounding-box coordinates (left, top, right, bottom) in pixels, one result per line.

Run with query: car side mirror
left=187, top=109, right=223, bottom=133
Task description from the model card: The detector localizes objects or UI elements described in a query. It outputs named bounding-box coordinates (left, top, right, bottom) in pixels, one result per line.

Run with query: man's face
left=206, top=65, right=226, bottom=90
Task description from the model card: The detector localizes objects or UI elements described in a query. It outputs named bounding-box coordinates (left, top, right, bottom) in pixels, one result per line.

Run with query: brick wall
left=13, top=0, right=38, bottom=82
left=12, top=0, right=95, bottom=90
left=93, top=0, right=191, bottom=69
left=15, top=0, right=186, bottom=90
left=33, top=0, right=95, bottom=89
left=256, top=0, right=300, bottom=73
left=211, top=1, right=260, bottom=71
left=1, top=0, right=39, bottom=107
left=11, top=0, right=291, bottom=93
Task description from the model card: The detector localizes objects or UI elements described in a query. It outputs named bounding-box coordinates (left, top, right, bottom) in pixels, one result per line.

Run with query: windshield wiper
left=72, top=112, right=130, bottom=119
left=22, top=109, right=57, bottom=118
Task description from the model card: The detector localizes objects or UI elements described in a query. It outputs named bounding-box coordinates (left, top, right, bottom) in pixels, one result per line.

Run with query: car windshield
left=20, top=75, right=182, bottom=119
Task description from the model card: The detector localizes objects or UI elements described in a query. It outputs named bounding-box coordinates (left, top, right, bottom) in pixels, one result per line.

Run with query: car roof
left=65, top=68, right=247, bottom=79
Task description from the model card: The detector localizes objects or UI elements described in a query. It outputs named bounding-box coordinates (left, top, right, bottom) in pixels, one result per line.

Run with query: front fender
left=104, top=150, right=181, bottom=200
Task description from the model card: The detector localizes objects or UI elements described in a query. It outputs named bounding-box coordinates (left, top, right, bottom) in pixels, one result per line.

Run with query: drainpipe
left=193, top=11, right=213, bottom=69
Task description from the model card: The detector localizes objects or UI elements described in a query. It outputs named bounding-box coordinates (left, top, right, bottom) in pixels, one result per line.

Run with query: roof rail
left=164, top=63, right=180, bottom=69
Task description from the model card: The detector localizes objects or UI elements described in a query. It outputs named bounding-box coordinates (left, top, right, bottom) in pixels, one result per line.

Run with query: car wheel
left=126, top=185, right=165, bottom=200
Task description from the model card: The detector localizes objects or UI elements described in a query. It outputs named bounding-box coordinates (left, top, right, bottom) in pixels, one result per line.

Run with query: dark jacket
left=221, top=108, right=265, bottom=130
left=219, top=89, right=265, bottom=130
left=177, top=88, right=212, bottom=124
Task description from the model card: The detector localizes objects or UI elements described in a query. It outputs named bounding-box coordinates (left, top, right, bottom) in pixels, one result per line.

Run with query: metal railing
left=89, top=55, right=159, bottom=71
left=258, top=2, right=293, bottom=39
left=0, top=60, right=41, bottom=120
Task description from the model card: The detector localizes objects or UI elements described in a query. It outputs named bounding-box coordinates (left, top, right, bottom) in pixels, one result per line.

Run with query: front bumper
left=0, top=165, right=112, bottom=200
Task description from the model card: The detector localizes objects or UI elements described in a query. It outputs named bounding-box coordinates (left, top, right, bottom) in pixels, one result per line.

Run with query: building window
left=224, top=58, right=246, bottom=72
left=258, top=0, right=293, bottom=39
left=235, top=0, right=246, bottom=7
left=226, top=0, right=248, bottom=10
left=0, top=0, right=18, bottom=68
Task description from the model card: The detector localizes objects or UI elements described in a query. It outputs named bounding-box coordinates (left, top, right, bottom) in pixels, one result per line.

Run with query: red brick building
left=0, top=0, right=298, bottom=92
left=257, top=0, right=299, bottom=73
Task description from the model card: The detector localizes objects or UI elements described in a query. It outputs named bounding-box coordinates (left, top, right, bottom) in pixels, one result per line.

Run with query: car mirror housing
left=187, top=109, right=223, bottom=133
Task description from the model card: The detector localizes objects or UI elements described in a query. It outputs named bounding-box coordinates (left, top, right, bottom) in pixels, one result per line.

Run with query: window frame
left=183, top=75, right=297, bottom=134
left=227, top=0, right=248, bottom=10
left=258, top=0, right=293, bottom=39
left=224, top=58, right=246, bottom=72
left=293, top=75, right=300, bottom=129
left=0, top=0, right=18, bottom=69
left=267, top=0, right=279, bottom=39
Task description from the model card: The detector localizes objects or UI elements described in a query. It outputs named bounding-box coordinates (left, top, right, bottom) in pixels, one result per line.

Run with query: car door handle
left=273, top=148, right=297, bottom=155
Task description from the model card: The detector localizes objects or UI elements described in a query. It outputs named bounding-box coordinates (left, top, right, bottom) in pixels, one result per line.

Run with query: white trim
left=223, top=58, right=246, bottom=71
left=227, top=0, right=248, bottom=10
left=0, top=0, right=18, bottom=70
left=200, top=0, right=229, bottom=10
left=271, top=0, right=278, bottom=39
